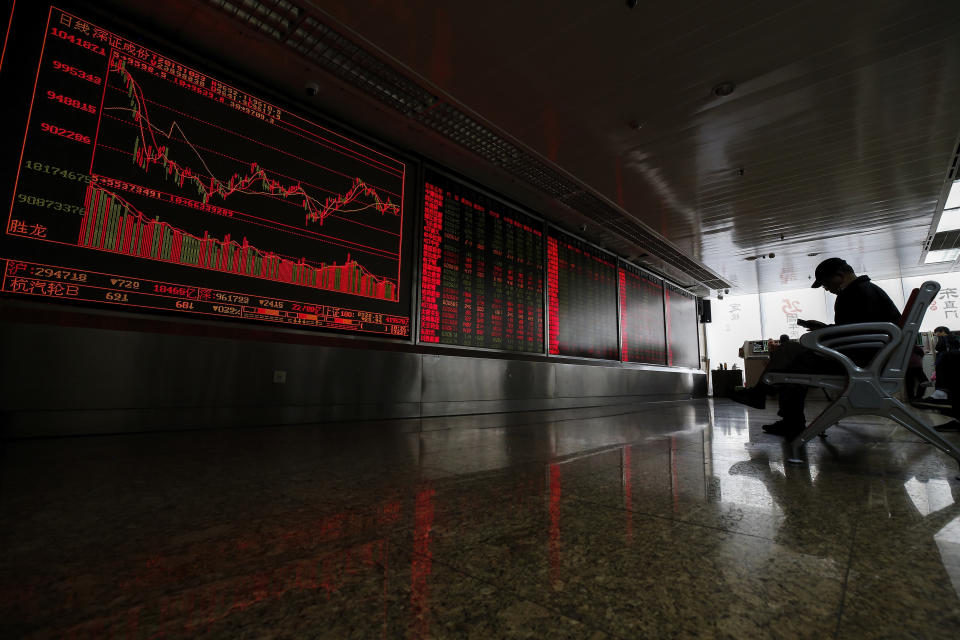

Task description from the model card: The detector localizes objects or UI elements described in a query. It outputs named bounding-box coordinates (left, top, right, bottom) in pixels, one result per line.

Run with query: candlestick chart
left=3, top=7, right=411, bottom=336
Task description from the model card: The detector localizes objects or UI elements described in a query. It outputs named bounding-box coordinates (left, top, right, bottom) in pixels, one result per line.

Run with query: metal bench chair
left=762, top=281, right=960, bottom=468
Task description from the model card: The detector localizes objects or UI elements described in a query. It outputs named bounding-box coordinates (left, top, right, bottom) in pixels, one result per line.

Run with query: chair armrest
left=798, top=322, right=900, bottom=377
left=763, top=371, right=848, bottom=392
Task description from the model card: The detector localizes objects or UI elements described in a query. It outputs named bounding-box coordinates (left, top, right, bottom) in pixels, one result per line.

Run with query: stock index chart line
left=86, top=55, right=403, bottom=275
left=108, top=57, right=402, bottom=228
left=78, top=54, right=402, bottom=300
left=3, top=7, right=411, bottom=336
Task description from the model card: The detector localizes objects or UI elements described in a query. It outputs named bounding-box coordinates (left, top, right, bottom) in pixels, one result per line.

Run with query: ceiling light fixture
left=924, top=248, right=960, bottom=264
left=935, top=180, right=960, bottom=233
left=712, top=81, right=736, bottom=97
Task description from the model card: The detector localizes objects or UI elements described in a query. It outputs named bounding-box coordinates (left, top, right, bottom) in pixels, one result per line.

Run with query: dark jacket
left=936, top=334, right=960, bottom=354
left=834, top=275, right=900, bottom=326
left=935, top=333, right=960, bottom=367
left=834, top=276, right=901, bottom=366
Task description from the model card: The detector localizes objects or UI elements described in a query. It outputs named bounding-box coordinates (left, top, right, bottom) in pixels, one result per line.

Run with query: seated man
left=733, top=257, right=900, bottom=438
left=934, top=326, right=960, bottom=366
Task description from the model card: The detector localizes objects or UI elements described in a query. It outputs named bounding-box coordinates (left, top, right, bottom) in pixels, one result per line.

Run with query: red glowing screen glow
left=546, top=229, right=619, bottom=359
left=618, top=262, right=667, bottom=365
left=1, top=6, right=411, bottom=336
left=664, top=281, right=699, bottom=368
left=419, top=170, right=544, bottom=352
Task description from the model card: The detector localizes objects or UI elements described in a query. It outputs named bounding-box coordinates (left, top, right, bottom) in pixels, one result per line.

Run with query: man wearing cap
left=732, top=257, right=900, bottom=437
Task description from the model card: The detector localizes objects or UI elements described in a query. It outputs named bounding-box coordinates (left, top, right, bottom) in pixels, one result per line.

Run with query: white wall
left=760, top=288, right=828, bottom=341
left=704, top=295, right=761, bottom=369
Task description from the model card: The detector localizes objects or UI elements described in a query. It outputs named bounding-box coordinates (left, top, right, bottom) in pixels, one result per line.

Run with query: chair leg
left=886, top=399, right=960, bottom=466
left=821, top=388, right=840, bottom=429
left=787, top=399, right=850, bottom=464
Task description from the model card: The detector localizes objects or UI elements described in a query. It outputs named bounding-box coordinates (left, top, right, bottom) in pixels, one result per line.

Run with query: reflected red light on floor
left=410, top=486, right=435, bottom=638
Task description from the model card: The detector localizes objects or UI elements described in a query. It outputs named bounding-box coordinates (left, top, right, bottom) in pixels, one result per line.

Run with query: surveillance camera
left=305, top=82, right=320, bottom=97
left=724, top=289, right=729, bottom=295
left=717, top=293, right=724, bottom=300
left=577, top=224, right=588, bottom=233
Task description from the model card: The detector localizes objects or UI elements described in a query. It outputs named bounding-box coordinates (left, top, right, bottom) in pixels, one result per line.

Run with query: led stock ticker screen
left=2, top=7, right=411, bottom=337
left=420, top=171, right=545, bottom=352
left=665, top=282, right=699, bottom=368
left=618, top=262, right=667, bottom=365
left=547, top=230, right=619, bottom=359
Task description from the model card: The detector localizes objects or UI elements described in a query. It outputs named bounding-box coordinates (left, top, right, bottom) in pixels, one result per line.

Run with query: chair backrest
left=879, top=281, right=939, bottom=383
left=898, top=288, right=920, bottom=328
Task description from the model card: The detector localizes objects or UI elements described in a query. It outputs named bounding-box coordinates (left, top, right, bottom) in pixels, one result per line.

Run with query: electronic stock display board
left=547, top=229, right=618, bottom=359
left=0, top=5, right=412, bottom=337
left=618, top=261, right=667, bottom=364
left=664, top=282, right=699, bottom=368
left=419, top=169, right=544, bottom=351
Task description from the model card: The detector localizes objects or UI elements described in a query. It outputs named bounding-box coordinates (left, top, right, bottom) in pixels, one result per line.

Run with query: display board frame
left=414, top=163, right=548, bottom=355
left=0, top=1, right=418, bottom=342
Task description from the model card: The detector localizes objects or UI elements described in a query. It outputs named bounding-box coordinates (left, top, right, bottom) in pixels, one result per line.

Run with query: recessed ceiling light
left=712, top=81, right=736, bottom=97
left=924, top=248, right=960, bottom=264
left=945, top=179, right=960, bottom=210
left=936, top=207, right=960, bottom=233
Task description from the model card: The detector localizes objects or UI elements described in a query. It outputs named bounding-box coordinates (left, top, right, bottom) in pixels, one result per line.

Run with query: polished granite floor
left=2, top=399, right=960, bottom=639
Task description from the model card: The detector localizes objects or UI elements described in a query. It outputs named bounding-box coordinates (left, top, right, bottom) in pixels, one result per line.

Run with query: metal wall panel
left=555, top=362, right=695, bottom=399
left=0, top=321, right=423, bottom=410
left=0, top=316, right=703, bottom=438
left=421, top=355, right=555, bottom=403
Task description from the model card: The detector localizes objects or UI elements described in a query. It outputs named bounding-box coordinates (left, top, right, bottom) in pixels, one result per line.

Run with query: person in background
left=927, top=326, right=960, bottom=400
left=934, top=326, right=960, bottom=361
left=732, top=258, right=900, bottom=438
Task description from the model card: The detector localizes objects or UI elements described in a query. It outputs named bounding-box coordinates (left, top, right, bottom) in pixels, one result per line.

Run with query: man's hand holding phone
left=797, top=319, right=827, bottom=331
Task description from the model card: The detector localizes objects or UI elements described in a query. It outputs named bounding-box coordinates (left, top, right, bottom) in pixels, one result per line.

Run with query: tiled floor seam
left=831, top=520, right=859, bottom=639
